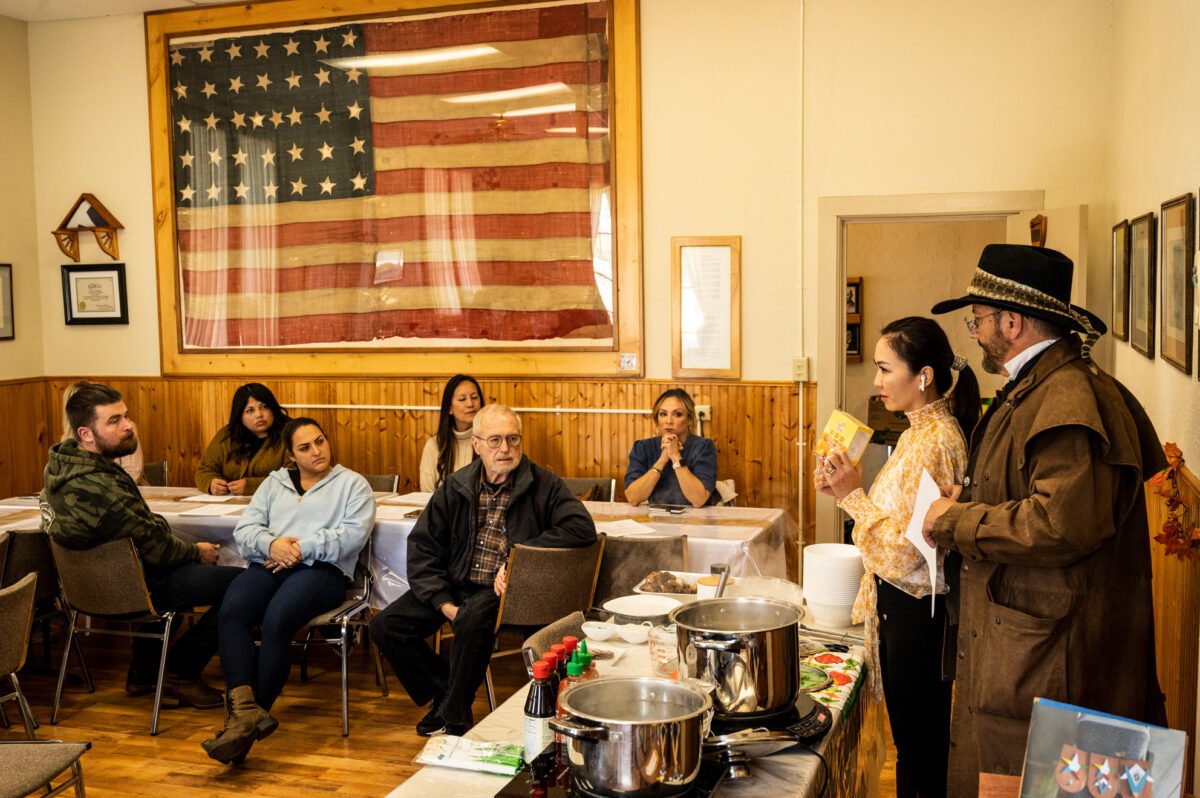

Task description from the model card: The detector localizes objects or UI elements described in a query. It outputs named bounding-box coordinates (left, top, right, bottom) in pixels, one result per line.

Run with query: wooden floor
left=6, top=630, right=900, bottom=797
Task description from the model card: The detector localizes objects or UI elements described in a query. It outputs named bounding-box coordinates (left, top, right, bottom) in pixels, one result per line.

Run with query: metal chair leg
left=71, top=758, right=85, bottom=798
left=299, top=627, right=316, bottom=683
left=149, top=613, right=174, bottom=736
left=484, top=665, right=496, bottom=712
left=51, top=610, right=78, bottom=724
left=340, top=619, right=350, bottom=737
left=0, top=700, right=7, bottom=728
left=73, top=634, right=94, bottom=694
left=11, top=674, right=38, bottom=738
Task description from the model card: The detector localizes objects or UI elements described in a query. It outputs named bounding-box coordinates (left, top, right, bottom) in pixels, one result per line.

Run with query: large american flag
left=169, top=0, right=614, bottom=349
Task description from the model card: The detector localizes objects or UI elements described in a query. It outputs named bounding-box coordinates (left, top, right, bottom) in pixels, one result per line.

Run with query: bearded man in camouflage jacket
left=41, top=382, right=241, bottom=709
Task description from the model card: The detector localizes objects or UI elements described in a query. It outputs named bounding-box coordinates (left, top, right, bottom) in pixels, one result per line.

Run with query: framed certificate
left=671, top=236, right=741, bottom=379
left=0, top=264, right=12, bottom=340
left=61, top=263, right=129, bottom=325
left=1159, top=193, right=1194, bottom=374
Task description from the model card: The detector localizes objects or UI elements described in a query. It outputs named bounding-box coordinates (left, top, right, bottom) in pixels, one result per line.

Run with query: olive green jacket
left=194, top=427, right=288, bottom=495
left=40, top=439, right=198, bottom=569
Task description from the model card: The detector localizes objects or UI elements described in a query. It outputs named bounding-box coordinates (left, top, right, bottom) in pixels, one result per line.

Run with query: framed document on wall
left=671, top=236, right=741, bottom=379
left=61, top=263, right=129, bottom=325
left=1159, top=193, right=1194, bottom=374
left=1129, top=212, right=1156, bottom=359
left=1111, top=220, right=1130, bottom=342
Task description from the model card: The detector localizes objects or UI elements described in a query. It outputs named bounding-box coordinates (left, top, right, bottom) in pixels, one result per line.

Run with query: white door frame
left=810, top=190, right=1045, bottom=543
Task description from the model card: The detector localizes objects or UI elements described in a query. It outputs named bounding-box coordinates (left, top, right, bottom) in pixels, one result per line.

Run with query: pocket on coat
left=973, top=587, right=1069, bottom=720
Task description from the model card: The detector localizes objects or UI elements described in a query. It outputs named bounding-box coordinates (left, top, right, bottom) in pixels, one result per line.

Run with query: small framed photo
left=1159, top=194, right=1194, bottom=373
left=846, top=276, right=861, bottom=319
left=0, top=264, right=13, bottom=340
left=1129, top=213, right=1156, bottom=359
left=846, top=322, right=862, bottom=362
left=61, top=263, right=128, bottom=325
left=1111, top=220, right=1130, bottom=341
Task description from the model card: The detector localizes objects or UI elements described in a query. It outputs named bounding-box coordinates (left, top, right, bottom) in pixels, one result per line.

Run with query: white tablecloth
left=0, top=489, right=794, bottom=609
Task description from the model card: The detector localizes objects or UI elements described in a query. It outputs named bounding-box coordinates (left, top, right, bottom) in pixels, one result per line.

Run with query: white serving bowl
left=602, top=594, right=682, bottom=626
left=617, top=622, right=652, bottom=644
left=581, top=620, right=619, bottom=641
left=806, top=600, right=855, bottom=629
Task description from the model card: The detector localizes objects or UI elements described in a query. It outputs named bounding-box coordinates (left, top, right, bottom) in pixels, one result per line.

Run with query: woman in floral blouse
left=814, top=316, right=979, bottom=798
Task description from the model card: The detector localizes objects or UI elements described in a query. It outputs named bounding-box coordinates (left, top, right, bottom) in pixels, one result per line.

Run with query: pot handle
left=693, top=637, right=742, bottom=652
left=548, top=718, right=608, bottom=742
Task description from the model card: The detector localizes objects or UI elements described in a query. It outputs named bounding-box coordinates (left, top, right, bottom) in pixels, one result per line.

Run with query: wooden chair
left=0, top=568, right=39, bottom=738
left=293, top=539, right=389, bottom=736
left=362, top=474, right=399, bottom=493
left=142, top=460, right=168, bottom=487
left=561, top=477, right=616, bottom=502
left=0, top=740, right=91, bottom=798
left=49, top=538, right=174, bottom=735
left=591, top=533, right=688, bottom=607
left=523, top=611, right=586, bottom=660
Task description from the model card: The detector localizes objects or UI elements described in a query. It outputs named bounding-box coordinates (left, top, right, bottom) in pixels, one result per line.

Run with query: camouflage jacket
left=40, top=439, right=198, bottom=569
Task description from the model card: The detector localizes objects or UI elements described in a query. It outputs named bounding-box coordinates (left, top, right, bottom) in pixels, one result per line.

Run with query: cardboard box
left=814, top=410, right=874, bottom=467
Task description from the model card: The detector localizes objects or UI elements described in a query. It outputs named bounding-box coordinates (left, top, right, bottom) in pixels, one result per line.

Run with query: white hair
left=472, top=403, right=522, bottom=436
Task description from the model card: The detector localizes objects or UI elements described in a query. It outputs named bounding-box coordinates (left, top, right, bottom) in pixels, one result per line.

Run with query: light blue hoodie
left=233, top=464, right=376, bottom=580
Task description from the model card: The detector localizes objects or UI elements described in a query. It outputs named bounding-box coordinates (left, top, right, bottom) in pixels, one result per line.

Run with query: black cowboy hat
left=931, top=244, right=1107, bottom=338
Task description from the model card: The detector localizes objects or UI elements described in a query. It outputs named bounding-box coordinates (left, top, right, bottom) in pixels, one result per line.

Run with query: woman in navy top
left=624, top=388, right=717, bottom=507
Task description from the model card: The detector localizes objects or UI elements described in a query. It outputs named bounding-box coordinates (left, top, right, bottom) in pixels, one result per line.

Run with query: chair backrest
left=714, top=479, right=737, bottom=506
left=142, top=460, right=169, bottom=487
left=49, top=538, right=158, bottom=620
left=362, top=474, right=399, bottom=493
left=0, top=530, right=9, bottom=583
left=496, top=537, right=605, bottom=630
left=592, top=533, right=688, bottom=606
left=0, top=529, right=61, bottom=604
left=561, top=477, right=616, bottom=503
left=522, top=611, right=586, bottom=659
left=0, top=571, right=37, bottom=678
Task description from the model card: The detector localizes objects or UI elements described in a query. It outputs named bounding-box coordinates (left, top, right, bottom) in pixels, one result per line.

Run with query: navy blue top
left=624, top=435, right=718, bottom=507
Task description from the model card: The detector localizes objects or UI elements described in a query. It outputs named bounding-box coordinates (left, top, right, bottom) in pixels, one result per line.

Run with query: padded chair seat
left=0, top=742, right=88, bottom=798
left=305, top=597, right=366, bottom=627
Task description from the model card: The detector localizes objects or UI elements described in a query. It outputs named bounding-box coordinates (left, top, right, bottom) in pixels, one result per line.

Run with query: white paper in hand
left=904, top=468, right=942, bottom=617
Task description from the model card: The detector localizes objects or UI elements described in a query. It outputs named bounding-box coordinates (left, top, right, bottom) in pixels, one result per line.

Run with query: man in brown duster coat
left=924, top=244, right=1167, bottom=797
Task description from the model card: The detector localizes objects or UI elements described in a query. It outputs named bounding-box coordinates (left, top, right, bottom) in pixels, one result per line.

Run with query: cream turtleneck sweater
left=419, top=426, right=475, bottom=492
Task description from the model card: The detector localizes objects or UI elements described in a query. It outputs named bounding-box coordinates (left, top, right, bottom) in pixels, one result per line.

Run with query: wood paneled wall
left=1146, top=464, right=1200, bottom=795
left=2, top=377, right=804, bottom=524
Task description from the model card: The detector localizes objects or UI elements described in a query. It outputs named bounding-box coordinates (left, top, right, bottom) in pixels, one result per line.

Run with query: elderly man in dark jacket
left=923, top=245, right=1167, bottom=797
left=41, top=382, right=241, bottom=708
left=371, top=403, right=597, bottom=736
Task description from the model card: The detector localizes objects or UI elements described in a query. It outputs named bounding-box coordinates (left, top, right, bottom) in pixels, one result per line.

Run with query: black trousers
left=876, top=577, right=952, bottom=798
left=136, top=563, right=242, bottom=679
left=370, top=584, right=500, bottom=726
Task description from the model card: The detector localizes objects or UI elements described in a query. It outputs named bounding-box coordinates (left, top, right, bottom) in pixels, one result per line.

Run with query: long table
left=386, top=641, right=885, bottom=798
left=0, top=488, right=794, bottom=609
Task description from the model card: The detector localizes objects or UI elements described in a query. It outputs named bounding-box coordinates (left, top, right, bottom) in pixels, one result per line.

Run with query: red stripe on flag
left=181, top=260, right=600, bottom=294
left=372, top=162, right=608, bottom=193
left=368, top=61, right=598, bottom=99
left=371, top=111, right=606, bottom=147
left=363, top=4, right=608, bottom=53
left=177, top=212, right=593, bottom=251
left=183, top=307, right=614, bottom=346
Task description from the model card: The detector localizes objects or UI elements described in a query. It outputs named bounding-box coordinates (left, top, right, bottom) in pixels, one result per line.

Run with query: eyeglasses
left=476, top=434, right=522, bottom=449
left=964, top=310, right=1003, bottom=334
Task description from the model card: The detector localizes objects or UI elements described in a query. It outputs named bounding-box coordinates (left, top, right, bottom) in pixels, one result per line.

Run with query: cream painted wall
left=28, top=14, right=160, bottom=376
left=640, top=0, right=802, bottom=379
left=0, top=15, right=43, bottom=378
left=1109, top=0, right=1200, bottom=460
left=803, top=0, right=1114, bottom=373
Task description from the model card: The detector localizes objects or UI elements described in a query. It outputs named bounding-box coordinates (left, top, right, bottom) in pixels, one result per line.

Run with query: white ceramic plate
left=602, top=594, right=682, bottom=619
left=632, top=570, right=708, bottom=602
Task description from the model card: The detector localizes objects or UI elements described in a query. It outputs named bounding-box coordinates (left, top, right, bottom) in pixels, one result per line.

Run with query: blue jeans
left=217, top=562, right=346, bottom=709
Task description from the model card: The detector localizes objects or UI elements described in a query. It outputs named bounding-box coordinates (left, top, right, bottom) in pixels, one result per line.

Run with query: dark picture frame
left=1111, top=220, right=1130, bottom=341
left=846, top=276, right=862, bottom=317
left=1159, top=194, right=1195, bottom=374
left=846, top=322, right=862, bottom=363
left=0, top=264, right=12, bottom=340
left=61, top=263, right=129, bottom=325
left=1129, top=213, right=1156, bottom=359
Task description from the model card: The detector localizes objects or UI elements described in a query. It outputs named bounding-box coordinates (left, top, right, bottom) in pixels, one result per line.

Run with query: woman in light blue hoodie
left=202, top=417, right=375, bottom=764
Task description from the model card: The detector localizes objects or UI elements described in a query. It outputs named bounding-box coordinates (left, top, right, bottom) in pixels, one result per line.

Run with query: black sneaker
left=442, top=722, right=469, bottom=737
left=415, top=697, right=446, bottom=737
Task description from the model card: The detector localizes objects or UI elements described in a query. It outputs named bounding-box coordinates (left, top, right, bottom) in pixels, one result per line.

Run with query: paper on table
left=375, top=504, right=423, bottom=521
left=179, top=504, right=242, bottom=516
left=181, top=493, right=235, bottom=503
left=903, top=468, right=942, bottom=617
left=595, top=519, right=660, bottom=537
left=382, top=492, right=432, bottom=506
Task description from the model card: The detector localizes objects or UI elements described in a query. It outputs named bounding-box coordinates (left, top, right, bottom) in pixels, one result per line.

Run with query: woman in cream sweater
left=418, top=374, right=484, bottom=492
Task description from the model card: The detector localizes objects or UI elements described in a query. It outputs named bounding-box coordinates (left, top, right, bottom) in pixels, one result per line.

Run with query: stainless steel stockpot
left=669, top=597, right=802, bottom=718
left=548, top=676, right=712, bottom=798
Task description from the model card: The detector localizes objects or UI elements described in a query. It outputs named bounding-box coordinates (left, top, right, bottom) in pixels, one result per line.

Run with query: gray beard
left=981, top=353, right=1004, bottom=375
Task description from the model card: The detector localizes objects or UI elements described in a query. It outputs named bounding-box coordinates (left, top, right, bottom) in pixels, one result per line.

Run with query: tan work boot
left=201, top=685, right=279, bottom=764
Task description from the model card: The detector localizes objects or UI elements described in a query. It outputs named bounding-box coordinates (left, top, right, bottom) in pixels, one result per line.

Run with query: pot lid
left=560, top=676, right=712, bottom=725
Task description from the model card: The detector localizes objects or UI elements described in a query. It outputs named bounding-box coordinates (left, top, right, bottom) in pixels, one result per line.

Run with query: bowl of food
left=633, top=570, right=708, bottom=602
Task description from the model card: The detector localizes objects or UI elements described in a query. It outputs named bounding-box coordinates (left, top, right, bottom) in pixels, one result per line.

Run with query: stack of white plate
left=802, top=543, right=864, bottom=628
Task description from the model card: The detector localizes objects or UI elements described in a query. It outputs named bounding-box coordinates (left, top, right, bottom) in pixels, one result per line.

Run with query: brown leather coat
left=932, top=336, right=1167, bottom=796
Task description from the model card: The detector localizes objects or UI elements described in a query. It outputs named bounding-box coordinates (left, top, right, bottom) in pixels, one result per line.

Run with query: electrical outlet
left=695, top=404, right=712, bottom=422
left=792, top=357, right=810, bottom=381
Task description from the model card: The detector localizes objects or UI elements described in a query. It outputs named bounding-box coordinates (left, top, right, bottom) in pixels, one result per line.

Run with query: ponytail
left=948, top=364, right=980, bottom=439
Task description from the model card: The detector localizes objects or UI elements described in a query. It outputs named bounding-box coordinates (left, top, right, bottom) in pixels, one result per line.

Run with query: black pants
left=137, top=563, right=242, bottom=679
left=876, top=577, right=952, bottom=798
left=217, top=562, right=347, bottom=709
left=370, top=584, right=500, bottom=726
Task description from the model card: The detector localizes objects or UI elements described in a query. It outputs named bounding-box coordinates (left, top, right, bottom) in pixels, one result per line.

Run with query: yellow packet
left=814, top=410, right=874, bottom=467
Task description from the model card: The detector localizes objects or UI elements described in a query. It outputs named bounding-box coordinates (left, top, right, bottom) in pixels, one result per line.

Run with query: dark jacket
left=407, top=456, right=597, bottom=611
left=932, top=335, right=1167, bottom=794
left=41, top=439, right=199, bottom=569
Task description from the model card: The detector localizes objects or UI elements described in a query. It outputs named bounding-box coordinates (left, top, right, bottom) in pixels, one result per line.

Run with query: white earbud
left=919, top=374, right=927, bottom=392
